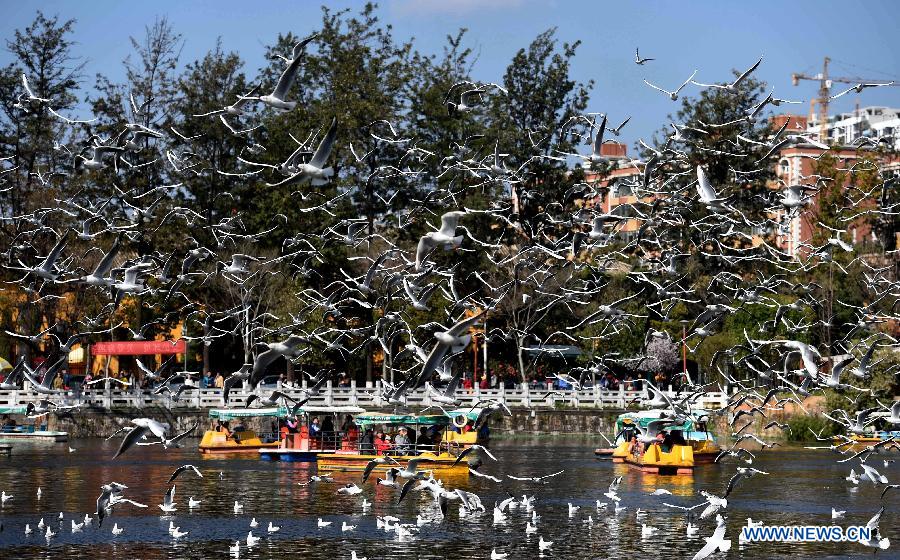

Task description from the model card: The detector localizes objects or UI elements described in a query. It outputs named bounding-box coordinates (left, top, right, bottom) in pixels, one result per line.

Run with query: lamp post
left=680, top=320, right=689, bottom=387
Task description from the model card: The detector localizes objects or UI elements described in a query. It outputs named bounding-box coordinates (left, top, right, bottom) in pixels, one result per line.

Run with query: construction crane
left=792, top=56, right=899, bottom=143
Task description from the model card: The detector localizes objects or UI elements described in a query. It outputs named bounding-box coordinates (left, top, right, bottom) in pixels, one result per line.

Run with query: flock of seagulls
left=0, top=19, right=898, bottom=560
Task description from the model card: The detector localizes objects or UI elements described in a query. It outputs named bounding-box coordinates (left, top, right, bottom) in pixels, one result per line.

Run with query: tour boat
left=198, top=407, right=283, bottom=455
left=0, top=405, right=68, bottom=442
left=258, top=405, right=366, bottom=462
left=605, top=410, right=720, bottom=474
left=315, top=409, right=488, bottom=476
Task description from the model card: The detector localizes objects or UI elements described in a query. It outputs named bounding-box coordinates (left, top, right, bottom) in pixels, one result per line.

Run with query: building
left=809, top=106, right=900, bottom=149
left=582, top=142, right=645, bottom=241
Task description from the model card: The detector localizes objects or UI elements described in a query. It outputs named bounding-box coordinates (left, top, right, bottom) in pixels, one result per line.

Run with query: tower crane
left=792, top=57, right=899, bottom=143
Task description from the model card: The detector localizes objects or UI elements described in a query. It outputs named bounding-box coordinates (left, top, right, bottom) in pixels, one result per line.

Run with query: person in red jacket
left=373, top=431, right=392, bottom=455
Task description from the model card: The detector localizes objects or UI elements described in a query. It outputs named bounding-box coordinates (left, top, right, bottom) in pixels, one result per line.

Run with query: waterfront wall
left=24, top=407, right=630, bottom=438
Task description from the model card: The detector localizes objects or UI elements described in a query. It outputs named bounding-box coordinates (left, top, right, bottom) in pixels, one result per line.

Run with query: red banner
left=91, top=340, right=186, bottom=356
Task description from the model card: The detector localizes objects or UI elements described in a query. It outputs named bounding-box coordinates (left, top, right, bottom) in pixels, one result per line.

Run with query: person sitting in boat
left=309, top=416, right=322, bottom=438
left=670, top=429, right=687, bottom=446
left=322, top=415, right=335, bottom=448
left=374, top=431, right=392, bottom=455
left=393, top=427, right=411, bottom=455
left=626, top=435, right=638, bottom=457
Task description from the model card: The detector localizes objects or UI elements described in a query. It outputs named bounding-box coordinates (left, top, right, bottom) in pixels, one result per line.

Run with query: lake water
left=0, top=436, right=894, bottom=559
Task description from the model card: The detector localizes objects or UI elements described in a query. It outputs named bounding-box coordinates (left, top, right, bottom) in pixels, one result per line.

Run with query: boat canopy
left=0, top=405, right=27, bottom=415
left=208, top=407, right=288, bottom=420
left=354, top=408, right=482, bottom=428
left=615, top=409, right=711, bottom=433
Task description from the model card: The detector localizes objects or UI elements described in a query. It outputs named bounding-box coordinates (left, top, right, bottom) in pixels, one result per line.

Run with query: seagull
left=568, top=503, right=580, bottom=517
left=342, top=521, right=356, bottom=532
left=267, top=117, right=337, bottom=187
left=539, top=535, right=553, bottom=551
left=317, top=518, right=332, bottom=528
left=692, top=57, right=763, bottom=93
left=830, top=81, right=894, bottom=100
left=25, top=524, right=32, bottom=535
left=268, top=521, right=280, bottom=533
left=234, top=501, right=244, bottom=514
left=1, top=491, right=12, bottom=503
left=71, top=519, right=84, bottom=533
left=832, top=508, right=845, bottom=519
left=691, top=514, right=731, bottom=560
left=351, top=552, right=367, bottom=560
left=491, top=549, right=508, bottom=560
left=635, top=48, right=654, bottom=65
left=246, top=531, right=260, bottom=546
left=687, top=522, right=699, bottom=536
left=644, top=70, right=697, bottom=101
left=167, top=464, right=203, bottom=484
left=188, top=497, right=201, bottom=509
left=641, top=524, right=659, bottom=539
left=229, top=540, right=240, bottom=555
left=338, top=483, right=363, bottom=495
left=415, top=211, right=466, bottom=271
left=259, top=33, right=318, bottom=111
left=158, top=485, right=177, bottom=513
left=859, top=507, right=890, bottom=550
left=526, top=521, right=537, bottom=534
left=507, top=470, right=564, bottom=484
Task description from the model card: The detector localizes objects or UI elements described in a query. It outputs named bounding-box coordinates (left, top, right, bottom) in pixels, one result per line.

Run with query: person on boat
left=360, top=429, right=375, bottom=453
left=374, top=431, right=392, bottom=455
left=418, top=427, right=432, bottom=451
left=626, top=435, right=638, bottom=456
left=393, top=427, right=411, bottom=455
left=217, top=421, right=232, bottom=439
left=670, top=430, right=687, bottom=446
left=309, top=416, right=322, bottom=438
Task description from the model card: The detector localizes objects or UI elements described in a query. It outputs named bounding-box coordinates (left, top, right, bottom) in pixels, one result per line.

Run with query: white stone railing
left=0, top=381, right=730, bottom=411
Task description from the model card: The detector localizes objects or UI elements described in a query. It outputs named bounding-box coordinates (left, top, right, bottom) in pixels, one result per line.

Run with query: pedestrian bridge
left=0, top=381, right=729, bottom=411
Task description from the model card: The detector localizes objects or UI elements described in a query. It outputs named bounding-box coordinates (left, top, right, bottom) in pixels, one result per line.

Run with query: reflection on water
left=0, top=435, right=895, bottom=559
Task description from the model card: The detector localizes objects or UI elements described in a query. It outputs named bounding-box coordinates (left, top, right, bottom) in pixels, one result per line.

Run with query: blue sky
left=2, top=0, right=898, bottom=150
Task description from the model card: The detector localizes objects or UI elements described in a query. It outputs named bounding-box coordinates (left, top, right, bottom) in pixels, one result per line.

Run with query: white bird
left=491, top=549, right=508, bottom=560
left=267, top=521, right=280, bottom=533
left=24, top=524, right=32, bottom=535
left=342, top=521, right=356, bottom=532
left=267, top=117, right=337, bottom=187
left=111, top=523, right=124, bottom=535
left=568, top=503, right=580, bottom=517
left=1, top=491, right=12, bottom=503
left=351, top=552, right=367, bottom=560
left=860, top=463, right=889, bottom=484
left=526, top=521, right=537, bottom=534
left=188, top=497, right=201, bottom=509
left=539, top=535, right=553, bottom=551
left=415, top=211, right=466, bottom=271
left=596, top=500, right=608, bottom=509
left=832, top=508, right=845, bottom=519
left=158, top=485, right=177, bottom=513
left=644, top=70, right=697, bottom=101
left=36, top=487, right=42, bottom=500
left=361, top=498, right=372, bottom=510
left=859, top=507, right=890, bottom=550
left=338, top=483, right=362, bottom=495
left=846, top=469, right=860, bottom=485
left=246, top=531, right=260, bottom=546
left=234, top=501, right=244, bottom=513
left=38, top=518, right=45, bottom=530
left=604, top=477, right=623, bottom=503
left=691, top=514, right=731, bottom=560
left=651, top=489, right=672, bottom=496
left=687, top=522, right=699, bottom=536
left=68, top=446, right=76, bottom=453
left=691, top=57, right=763, bottom=93
left=641, top=524, right=658, bottom=538
left=318, top=518, right=332, bottom=528
left=71, top=519, right=84, bottom=533
left=45, top=526, right=55, bottom=539
left=493, top=505, right=507, bottom=524
left=635, top=47, right=654, bottom=65
left=229, top=540, right=240, bottom=555
left=249, top=518, right=258, bottom=528
left=259, top=34, right=317, bottom=111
